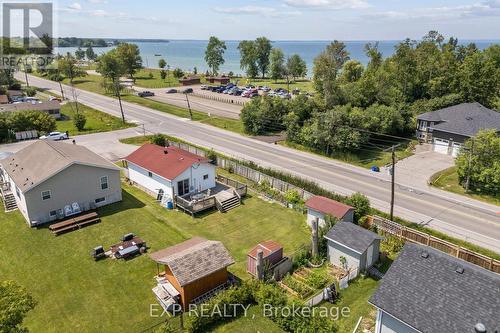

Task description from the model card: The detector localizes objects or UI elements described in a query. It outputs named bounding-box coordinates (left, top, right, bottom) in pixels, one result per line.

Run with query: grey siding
left=24, top=164, right=121, bottom=225
left=379, top=310, right=420, bottom=333
left=431, top=130, right=469, bottom=144
left=367, top=239, right=381, bottom=268
left=327, top=240, right=362, bottom=273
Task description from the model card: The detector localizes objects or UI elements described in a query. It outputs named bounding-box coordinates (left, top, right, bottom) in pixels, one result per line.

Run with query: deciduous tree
left=204, top=36, right=226, bottom=76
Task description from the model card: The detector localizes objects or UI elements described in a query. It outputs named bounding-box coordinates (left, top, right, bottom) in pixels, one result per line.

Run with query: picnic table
left=110, top=237, right=145, bottom=259
left=49, top=211, right=100, bottom=235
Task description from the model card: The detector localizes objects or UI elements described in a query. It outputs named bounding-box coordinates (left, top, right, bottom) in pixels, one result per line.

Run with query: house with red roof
left=125, top=144, right=216, bottom=203
left=305, top=195, right=354, bottom=227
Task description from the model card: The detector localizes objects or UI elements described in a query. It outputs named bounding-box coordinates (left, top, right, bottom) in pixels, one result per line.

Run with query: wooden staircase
left=220, top=195, right=240, bottom=212
left=2, top=192, right=18, bottom=212
left=215, top=189, right=241, bottom=212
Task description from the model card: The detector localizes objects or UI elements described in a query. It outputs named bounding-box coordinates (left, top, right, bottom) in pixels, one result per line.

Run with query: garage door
left=452, top=142, right=462, bottom=157
left=433, top=138, right=449, bottom=155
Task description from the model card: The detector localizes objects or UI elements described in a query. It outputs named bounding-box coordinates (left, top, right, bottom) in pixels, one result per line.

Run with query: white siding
left=172, top=163, right=216, bottom=195
left=127, top=162, right=174, bottom=199
left=306, top=208, right=354, bottom=228
left=378, top=310, right=420, bottom=333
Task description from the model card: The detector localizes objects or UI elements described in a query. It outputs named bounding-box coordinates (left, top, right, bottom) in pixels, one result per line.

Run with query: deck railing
left=175, top=195, right=216, bottom=215
left=216, top=175, right=247, bottom=197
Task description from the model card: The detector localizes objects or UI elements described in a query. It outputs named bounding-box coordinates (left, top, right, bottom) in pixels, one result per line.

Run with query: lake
left=56, top=39, right=499, bottom=76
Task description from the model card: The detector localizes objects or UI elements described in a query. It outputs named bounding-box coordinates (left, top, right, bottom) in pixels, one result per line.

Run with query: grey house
left=0, top=140, right=122, bottom=226
left=369, top=243, right=500, bottom=333
left=0, top=100, right=62, bottom=119
left=416, top=102, right=500, bottom=156
left=324, top=222, right=382, bottom=277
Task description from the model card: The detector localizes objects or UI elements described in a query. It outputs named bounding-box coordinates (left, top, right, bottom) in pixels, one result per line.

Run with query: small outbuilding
left=324, top=222, right=382, bottom=277
left=305, top=195, right=354, bottom=227
left=207, top=76, right=230, bottom=85
left=0, top=95, right=8, bottom=104
left=179, top=76, right=201, bottom=86
left=150, top=237, right=235, bottom=310
left=247, top=240, right=283, bottom=278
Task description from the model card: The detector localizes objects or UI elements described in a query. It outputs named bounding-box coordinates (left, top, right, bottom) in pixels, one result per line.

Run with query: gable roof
left=0, top=140, right=120, bottom=192
left=417, top=103, right=500, bottom=137
left=248, top=240, right=283, bottom=259
left=324, top=221, right=382, bottom=254
left=369, top=243, right=500, bottom=333
left=305, top=196, right=354, bottom=219
left=0, top=100, right=61, bottom=113
left=125, top=144, right=210, bottom=181
left=149, top=237, right=235, bottom=286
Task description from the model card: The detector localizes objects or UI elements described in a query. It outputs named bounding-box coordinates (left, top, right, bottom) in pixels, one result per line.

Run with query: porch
left=174, top=176, right=247, bottom=216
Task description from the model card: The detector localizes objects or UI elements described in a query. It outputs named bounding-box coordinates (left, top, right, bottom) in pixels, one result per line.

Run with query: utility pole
left=185, top=93, right=193, bottom=120
left=23, top=58, right=30, bottom=87
left=115, top=80, right=125, bottom=123
left=390, top=146, right=396, bottom=221
left=465, top=138, right=475, bottom=192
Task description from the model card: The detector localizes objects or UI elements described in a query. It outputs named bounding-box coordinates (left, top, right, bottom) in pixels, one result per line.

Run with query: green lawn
left=281, top=140, right=416, bottom=169
left=239, top=78, right=314, bottom=93
left=133, top=68, right=182, bottom=88
left=56, top=102, right=135, bottom=136
left=0, top=183, right=309, bottom=332
left=430, top=167, right=500, bottom=206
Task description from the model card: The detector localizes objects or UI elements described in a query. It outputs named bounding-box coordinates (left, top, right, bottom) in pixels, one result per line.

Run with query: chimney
left=256, top=248, right=264, bottom=281
left=311, top=217, right=319, bottom=258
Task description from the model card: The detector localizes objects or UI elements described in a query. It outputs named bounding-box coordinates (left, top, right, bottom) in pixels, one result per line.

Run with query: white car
left=40, top=132, right=69, bottom=141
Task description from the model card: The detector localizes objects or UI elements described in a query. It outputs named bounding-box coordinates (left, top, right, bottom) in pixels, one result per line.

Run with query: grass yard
left=282, top=139, right=416, bottom=169
left=430, top=167, right=500, bottom=206
left=0, top=183, right=309, bottom=332
left=133, top=68, right=184, bottom=88
left=56, top=102, right=135, bottom=136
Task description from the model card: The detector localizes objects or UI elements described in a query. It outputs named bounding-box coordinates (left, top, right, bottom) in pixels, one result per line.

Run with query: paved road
left=14, top=73, right=500, bottom=253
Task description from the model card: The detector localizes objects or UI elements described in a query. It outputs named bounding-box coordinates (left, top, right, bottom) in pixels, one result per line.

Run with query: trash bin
left=166, top=201, right=174, bottom=209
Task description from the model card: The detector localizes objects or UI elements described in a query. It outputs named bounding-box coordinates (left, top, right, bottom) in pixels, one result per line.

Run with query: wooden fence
left=191, top=92, right=247, bottom=106
left=371, top=215, right=500, bottom=274
left=168, top=141, right=315, bottom=202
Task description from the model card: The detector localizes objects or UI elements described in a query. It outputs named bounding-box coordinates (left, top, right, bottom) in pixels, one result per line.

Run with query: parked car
left=49, top=96, right=62, bottom=102
left=182, top=88, right=193, bottom=94
left=200, top=85, right=209, bottom=90
left=40, top=132, right=69, bottom=141
left=138, top=91, right=154, bottom=97
left=166, top=89, right=177, bottom=94
left=262, top=86, right=271, bottom=92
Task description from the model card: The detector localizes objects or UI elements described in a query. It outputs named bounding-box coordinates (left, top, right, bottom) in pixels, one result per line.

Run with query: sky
left=54, top=0, right=500, bottom=40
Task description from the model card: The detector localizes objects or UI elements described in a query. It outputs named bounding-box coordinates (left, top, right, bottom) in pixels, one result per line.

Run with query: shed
left=207, top=76, right=230, bottom=85
left=305, top=195, right=354, bottom=227
left=0, top=95, right=8, bottom=104
left=247, top=240, right=283, bottom=278
left=324, top=222, right=382, bottom=277
left=150, top=237, right=235, bottom=310
left=179, top=76, right=201, bottom=86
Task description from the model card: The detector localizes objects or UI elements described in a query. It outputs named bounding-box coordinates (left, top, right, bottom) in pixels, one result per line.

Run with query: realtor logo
left=1, top=2, right=55, bottom=68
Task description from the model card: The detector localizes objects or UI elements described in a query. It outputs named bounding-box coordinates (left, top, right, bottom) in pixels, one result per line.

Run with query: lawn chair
left=91, top=246, right=106, bottom=261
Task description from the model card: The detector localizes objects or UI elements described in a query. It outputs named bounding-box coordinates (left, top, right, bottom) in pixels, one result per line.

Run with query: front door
left=177, top=179, right=189, bottom=196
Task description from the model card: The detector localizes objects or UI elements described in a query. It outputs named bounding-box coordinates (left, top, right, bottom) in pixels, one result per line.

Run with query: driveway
left=384, top=144, right=455, bottom=189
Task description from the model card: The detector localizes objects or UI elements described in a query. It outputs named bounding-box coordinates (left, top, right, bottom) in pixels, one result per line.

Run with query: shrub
left=206, top=149, right=217, bottom=164
left=160, top=70, right=167, bottom=80
left=24, top=87, right=37, bottom=97
left=346, top=192, right=370, bottom=222
left=151, top=134, right=167, bottom=147
left=284, top=189, right=302, bottom=205
left=73, top=113, right=86, bottom=131
left=305, top=270, right=329, bottom=289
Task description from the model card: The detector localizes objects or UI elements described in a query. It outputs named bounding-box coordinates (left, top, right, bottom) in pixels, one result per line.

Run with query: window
left=177, top=179, right=190, bottom=196
left=148, top=171, right=153, bottom=178
left=203, top=174, right=209, bottom=180
left=49, top=210, right=57, bottom=217
left=15, top=186, right=20, bottom=198
left=100, top=176, right=108, bottom=190
left=41, top=190, right=51, bottom=200
left=95, top=197, right=106, bottom=204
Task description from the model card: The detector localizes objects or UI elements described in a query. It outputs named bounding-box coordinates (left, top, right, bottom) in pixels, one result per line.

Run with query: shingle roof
left=0, top=140, right=119, bottom=192
left=417, top=103, right=500, bottom=137
left=248, top=240, right=283, bottom=259
left=305, top=196, right=354, bottom=219
left=0, top=100, right=61, bottom=112
left=324, top=222, right=382, bottom=254
left=149, top=237, right=235, bottom=286
left=369, top=243, right=500, bottom=333
left=125, top=144, right=210, bottom=181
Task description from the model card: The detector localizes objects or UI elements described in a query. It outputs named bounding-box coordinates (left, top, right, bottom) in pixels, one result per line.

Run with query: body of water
left=56, top=39, right=499, bottom=76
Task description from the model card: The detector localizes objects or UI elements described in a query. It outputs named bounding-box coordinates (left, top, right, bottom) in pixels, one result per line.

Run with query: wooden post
left=312, top=218, right=319, bottom=258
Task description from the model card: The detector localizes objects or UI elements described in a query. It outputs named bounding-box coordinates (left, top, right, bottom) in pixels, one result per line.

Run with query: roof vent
left=421, top=251, right=429, bottom=259
left=466, top=116, right=473, bottom=121
left=474, top=323, right=486, bottom=333
left=163, top=149, right=168, bottom=155
left=455, top=266, right=464, bottom=274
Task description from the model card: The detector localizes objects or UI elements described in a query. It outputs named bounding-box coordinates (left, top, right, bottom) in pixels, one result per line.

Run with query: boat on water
left=154, top=54, right=162, bottom=56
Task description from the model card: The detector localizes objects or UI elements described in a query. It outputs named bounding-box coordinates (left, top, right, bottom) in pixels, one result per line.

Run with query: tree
left=114, top=43, right=143, bottom=80
left=158, top=58, right=167, bottom=70
left=204, top=36, right=226, bottom=76
left=254, top=37, right=272, bottom=79
left=346, top=192, right=371, bottom=222
left=238, top=40, right=259, bottom=78
left=160, top=70, right=167, bottom=80
left=74, top=47, right=85, bottom=60
left=313, top=41, right=350, bottom=106
left=85, top=46, right=97, bottom=61
left=240, top=96, right=288, bottom=135
left=151, top=134, right=167, bottom=147
left=286, top=54, right=307, bottom=81
left=340, top=60, right=364, bottom=83
left=172, top=68, right=184, bottom=79
left=456, top=129, right=500, bottom=195
left=73, top=113, right=86, bottom=131
left=96, top=50, right=126, bottom=122
left=269, top=48, right=285, bottom=83
left=58, top=53, right=86, bottom=84
left=0, top=280, right=36, bottom=333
